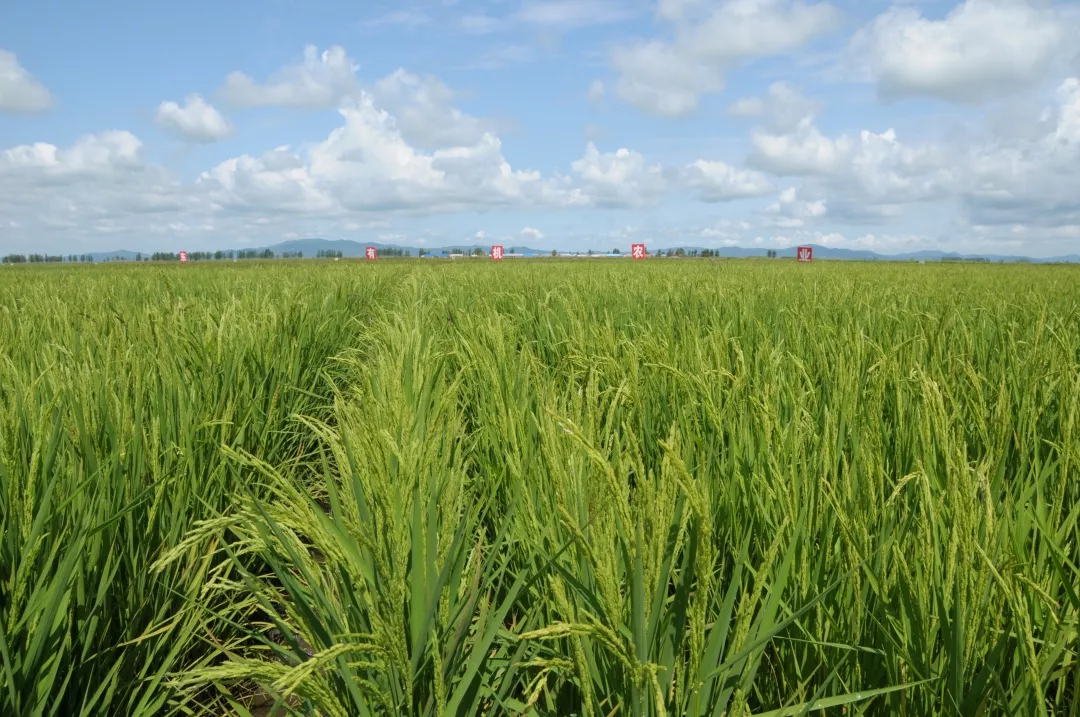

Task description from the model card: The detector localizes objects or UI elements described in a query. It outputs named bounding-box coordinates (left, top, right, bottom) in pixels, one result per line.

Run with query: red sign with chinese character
left=491, top=245, right=504, bottom=260
left=631, top=243, right=646, bottom=259
left=797, top=246, right=813, bottom=263
left=365, top=246, right=377, bottom=260
left=178, top=251, right=188, bottom=263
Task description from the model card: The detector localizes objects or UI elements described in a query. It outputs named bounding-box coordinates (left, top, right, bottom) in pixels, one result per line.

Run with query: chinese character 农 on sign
left=366, top=247, right=377, bottom=260
left=631, top=243, right=646, bottom=259
left=491, top=245, right=504, bottom=260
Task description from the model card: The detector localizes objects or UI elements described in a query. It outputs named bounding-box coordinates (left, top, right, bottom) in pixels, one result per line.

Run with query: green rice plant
left=0, top=263, right=397, bottom=715
left=2, top=259, right=1078, bottom=715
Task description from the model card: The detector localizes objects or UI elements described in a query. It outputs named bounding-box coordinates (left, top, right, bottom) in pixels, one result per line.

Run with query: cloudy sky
left=2, top=0, right=1080, bottom=257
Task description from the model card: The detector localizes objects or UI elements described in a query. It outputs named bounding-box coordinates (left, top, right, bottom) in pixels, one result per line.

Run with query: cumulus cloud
left=199, top=93, right=573, bottom=215
left=219, top=45, right=359, bottom=108
left=2, top=83, right=776, bottom=252
left=570, top=143, right=668, bottom=206
left=217, top=47, right=491, bottom=149
left=736, top=83, right=963, bottom=228
left=611, top=0, right=841, bottom=116
left=764, top=186, right=827, bottom=227
left=852, top=0, right=1069, bottom=102
left=736, top=72, right=1080, bottom=249
left=727, top=82, right=818, bottom=132
left=681, top=159, right=772, bottom=201
left=961, top=77, right=1080, bottom=230
left=370, top=69, right=489, bottom=149
left=749, top=117, right=847, bottom=175
left=0, top=49, right=53, bottom=114
left=0, top=131, right=199, bottom=247
left=1, top=131, right=143, bottom=179
left=748, top=112, right=955, bottom=211
left=155, top=94, right=233, bottom=143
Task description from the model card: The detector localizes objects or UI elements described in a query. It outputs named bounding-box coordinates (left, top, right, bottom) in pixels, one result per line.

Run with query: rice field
left=1, top=259, right=1077, bottom=716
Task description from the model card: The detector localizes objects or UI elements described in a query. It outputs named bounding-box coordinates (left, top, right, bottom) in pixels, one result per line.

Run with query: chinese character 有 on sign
left=631, top=243, right=646, bottom=259
left=365, top=247, right=377, bottom=260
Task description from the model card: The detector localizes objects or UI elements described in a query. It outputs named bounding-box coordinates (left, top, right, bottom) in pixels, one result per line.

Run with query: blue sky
left=2, top=0, right=1080, bottom=257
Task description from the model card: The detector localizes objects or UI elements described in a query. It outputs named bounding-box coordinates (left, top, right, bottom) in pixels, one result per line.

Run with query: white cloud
left=0, top=131, right=200, bottom=248
left=569, top=142, right=771, bottom=206
left=612, top=41, right=721, bottom=116
left=570, top=143, right=668, bottom=206
left=749, top=115, right=955, bottom=203
left=1, top=131, right=143, bottom=179
left=764, top=186, right=827, bottom=227
left=23, top=53, right=1080, bottom=258
left=727, top=81, right=818, bottom=132
left=0, top=50, right=53, bottom=114
left=200, top=93, right=578, bottom=215
left=371, top=69, right=489, bottom=149
left=682, top=159, right=772, bottom=201
left=961, top=77, right=1080, bottom=230
left=198, top=146, right=337, bottom=214
left=219, top=45, right=359, bottom=108
left=745, top=93, right=957, bottom=225
left=217, top=48, right=489, bottom=149
left=611, top=0, right=841, bottom=116
left=852, top=0, right=1069, bottom=102
left=155, top=94, right=233, bottom=143
left=749, top=116, right=847, bottom=175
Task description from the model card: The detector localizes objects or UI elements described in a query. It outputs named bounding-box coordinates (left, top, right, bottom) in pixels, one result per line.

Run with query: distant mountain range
left=82, top=238, right=1080, bottom=264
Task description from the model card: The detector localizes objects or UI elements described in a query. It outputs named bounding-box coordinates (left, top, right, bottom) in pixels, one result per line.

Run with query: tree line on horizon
left=1, top=249, right=312, bottom=264
left=3, top=247, right=801, bottom=266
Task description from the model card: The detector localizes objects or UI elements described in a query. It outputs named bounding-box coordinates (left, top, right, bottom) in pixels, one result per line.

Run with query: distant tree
left=612, top=248, right=620, bottom=255
left=551, top=249, right=558, bottom=257
left=675, top=248, right=685, bottom=257
left=587, top=249, right=594, bottom=256
left=473, top=247, right=484, bottom=256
